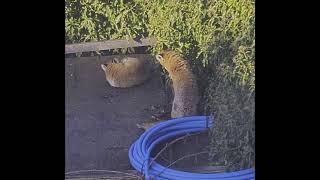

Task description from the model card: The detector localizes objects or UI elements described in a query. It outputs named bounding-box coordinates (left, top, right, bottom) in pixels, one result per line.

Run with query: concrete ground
left=65, top=54, right=168, bottom=172
left=65, top=54, right=211, bottom=176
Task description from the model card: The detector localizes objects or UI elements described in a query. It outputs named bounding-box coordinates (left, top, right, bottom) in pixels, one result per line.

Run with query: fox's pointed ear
left=112, top=58, right=120, bottom=63
left=101, top=64, right=108, bottom=71
left=156, top=54, right=163, bottom=61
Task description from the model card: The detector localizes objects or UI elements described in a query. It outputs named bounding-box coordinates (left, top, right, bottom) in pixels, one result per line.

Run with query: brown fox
left=156, top=50, right=199, bottom=118
left=137, top=50, right=199, bottom=130
left=101, top=56, right=153, bottom=88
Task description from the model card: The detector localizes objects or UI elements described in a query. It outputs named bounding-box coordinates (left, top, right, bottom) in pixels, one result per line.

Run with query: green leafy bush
left=65, top=0, right=148, bottom=43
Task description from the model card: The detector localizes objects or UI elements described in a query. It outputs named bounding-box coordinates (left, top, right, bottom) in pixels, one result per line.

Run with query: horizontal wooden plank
left=65, top=170, right=141, bottom=179
left=65, top=37, right=157, bottom=54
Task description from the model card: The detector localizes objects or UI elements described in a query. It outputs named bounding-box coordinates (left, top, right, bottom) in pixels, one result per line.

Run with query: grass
left=204, top=69, right=255, bottom=171
left=66, top=0, right=255, bottom=171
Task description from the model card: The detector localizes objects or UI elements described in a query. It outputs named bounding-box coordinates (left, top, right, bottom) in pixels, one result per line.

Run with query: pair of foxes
left=101, top=51, right=199, bottom=130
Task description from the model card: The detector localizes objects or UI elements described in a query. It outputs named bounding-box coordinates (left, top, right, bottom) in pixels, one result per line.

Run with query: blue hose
left=129, top=116, right=255, bottom=180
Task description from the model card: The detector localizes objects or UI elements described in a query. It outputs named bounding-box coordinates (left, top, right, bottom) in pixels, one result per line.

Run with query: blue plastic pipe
left=128, top=116, right=255, bottom=180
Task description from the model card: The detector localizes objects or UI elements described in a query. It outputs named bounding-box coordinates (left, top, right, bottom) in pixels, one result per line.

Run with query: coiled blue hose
left=128, top=116, right=255, bottom=180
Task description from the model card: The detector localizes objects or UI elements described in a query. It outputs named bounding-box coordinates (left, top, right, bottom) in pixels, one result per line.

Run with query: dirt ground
left=65, top=54, right=210, bottom=174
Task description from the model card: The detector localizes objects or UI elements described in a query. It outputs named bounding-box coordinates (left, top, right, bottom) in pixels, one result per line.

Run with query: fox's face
left=101, top=57, right=121, bottom=71
left=101, top=57, right=119, bottom=73
left=156, top=51, right=174, bottom=72
left=156, top=50, right=186, bottom=74
left=155, top=51, right=169, bottom=64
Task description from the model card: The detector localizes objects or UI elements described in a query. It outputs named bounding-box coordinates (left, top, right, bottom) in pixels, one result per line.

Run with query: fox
left=137, top=50, right=199, bottom=130
left=101, top=56, right=153, bottom=88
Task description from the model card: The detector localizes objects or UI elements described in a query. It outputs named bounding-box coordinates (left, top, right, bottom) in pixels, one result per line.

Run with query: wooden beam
left=65, top=37, right=157, bottom=54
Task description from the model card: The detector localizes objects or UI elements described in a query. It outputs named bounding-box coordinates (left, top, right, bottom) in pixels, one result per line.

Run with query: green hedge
left=65, top=0, right=147, bottom=42
left=66, top=0, right=254, bottom=90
